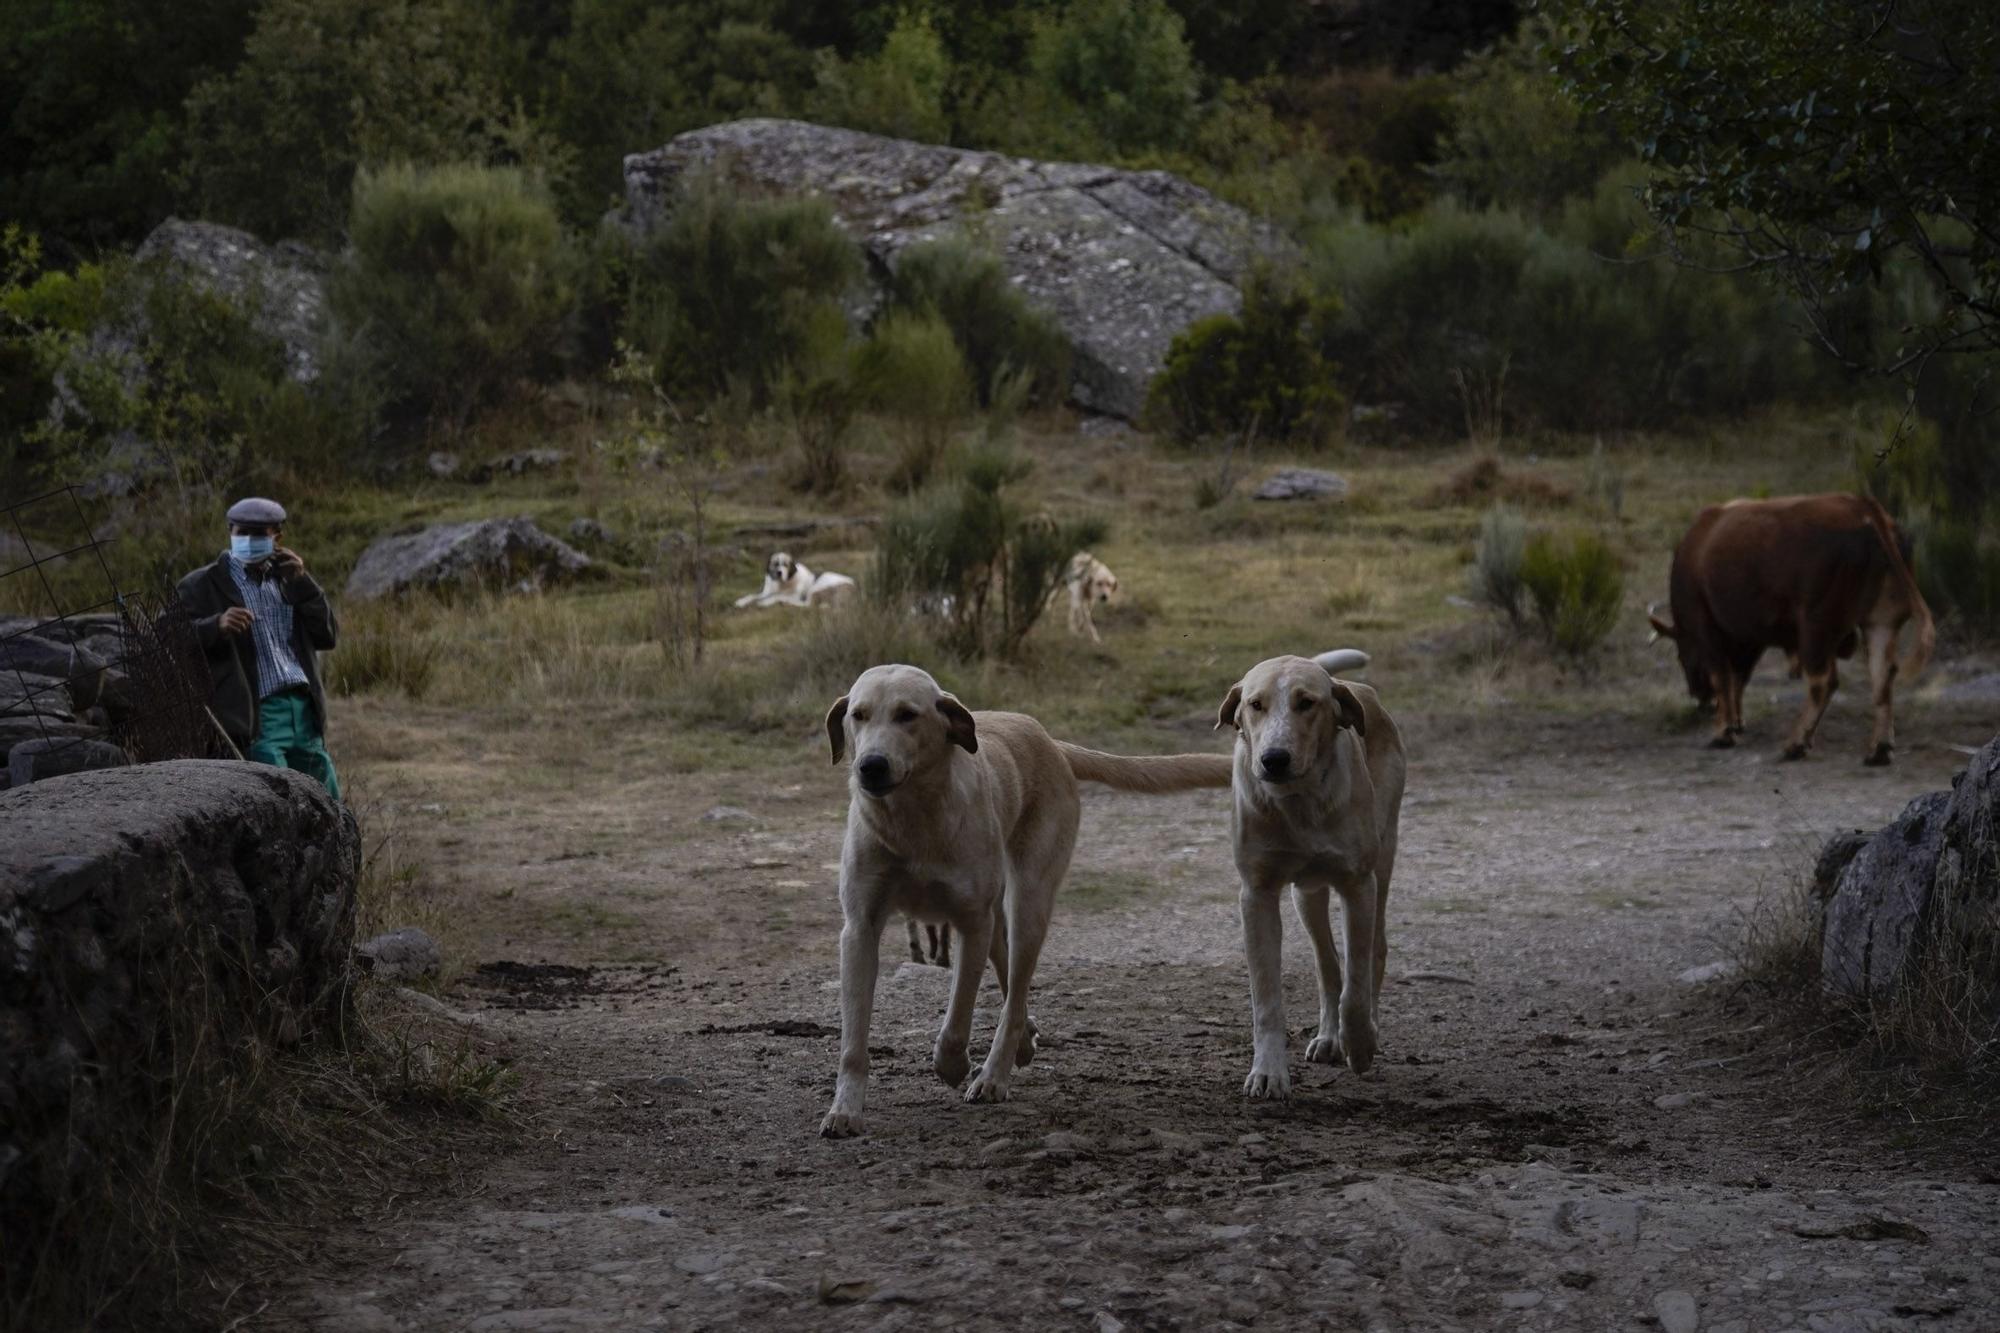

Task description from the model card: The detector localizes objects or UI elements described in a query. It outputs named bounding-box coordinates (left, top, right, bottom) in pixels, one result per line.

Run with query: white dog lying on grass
left=734, top=552, right=855, bottom=609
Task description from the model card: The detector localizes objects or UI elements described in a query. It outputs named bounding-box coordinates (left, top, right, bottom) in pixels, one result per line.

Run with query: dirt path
left=279, top=703, right=1999, bottom=1332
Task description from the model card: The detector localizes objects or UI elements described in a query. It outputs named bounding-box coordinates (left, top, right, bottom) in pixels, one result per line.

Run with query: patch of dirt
left=267, top=701, right=2000, bottom=1331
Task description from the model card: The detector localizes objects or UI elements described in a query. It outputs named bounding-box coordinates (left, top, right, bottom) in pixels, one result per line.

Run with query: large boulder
left=1820, top=735, right=2000, bottom=1001
left=345, top=516, right=592, bottom=601
left=130, top=218, right=331, bottom=385
left=0, top=761, right=359, bottom=1256
left=620, top=119, right=1281, bottom=420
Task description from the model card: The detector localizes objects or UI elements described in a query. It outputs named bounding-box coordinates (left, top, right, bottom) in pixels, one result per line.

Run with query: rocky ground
left=272, top=696, right=1999, bottom=1332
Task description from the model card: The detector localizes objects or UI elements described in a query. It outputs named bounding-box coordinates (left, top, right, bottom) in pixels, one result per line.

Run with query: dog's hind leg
left=984, top=906, right=1037, bottom=1067
left=933, top=902, right=995, bottom=1089
left=967, top=815, right=1076, bottom=1103
left=821, top=912, right=884, bottom=1138
left=1292, top=883, right=1345, bottom=1066
left=1334, top=873, right=1380, bottom=1075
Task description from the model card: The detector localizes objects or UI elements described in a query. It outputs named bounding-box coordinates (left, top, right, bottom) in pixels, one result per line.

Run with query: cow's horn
left=1645, top=602, right=1661, bottom=645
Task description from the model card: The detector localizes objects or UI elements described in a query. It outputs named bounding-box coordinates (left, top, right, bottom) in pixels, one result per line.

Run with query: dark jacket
left=175, top=556, right=338, bottom=749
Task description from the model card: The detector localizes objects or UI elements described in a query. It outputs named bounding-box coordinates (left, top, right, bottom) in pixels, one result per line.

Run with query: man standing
left=177, top=496, right=341, bottom=796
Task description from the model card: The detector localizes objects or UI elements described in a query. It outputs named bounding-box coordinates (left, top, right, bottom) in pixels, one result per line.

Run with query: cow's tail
left=1059, top=743, right=1233, bottom=793
left=1862, top=496, right=1936, bottom=681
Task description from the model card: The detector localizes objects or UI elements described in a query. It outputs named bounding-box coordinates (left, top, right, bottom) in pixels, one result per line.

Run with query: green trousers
left=247, top=689, right=341, bottom=799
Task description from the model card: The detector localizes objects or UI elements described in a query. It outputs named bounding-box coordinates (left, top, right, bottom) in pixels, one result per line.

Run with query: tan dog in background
left=1217, top=652, right=1405, bottom=1100
left=819, top=664, right=1230, bottom=1137
left=1063, top=552, right=1119, bottom=642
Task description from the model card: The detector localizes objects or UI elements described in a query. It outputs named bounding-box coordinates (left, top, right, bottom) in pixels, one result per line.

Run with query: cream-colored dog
left=734, top=552, right=855, bottom=608
left=1063, top=552, right=1120, bottom=642
left=819, top=664, right=1230, bottom=1137
left=1217, top=652, right=1405, bottom=1100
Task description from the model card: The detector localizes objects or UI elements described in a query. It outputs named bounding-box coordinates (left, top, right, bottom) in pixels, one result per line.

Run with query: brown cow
left=1647, top=493, right=1934, bottom=765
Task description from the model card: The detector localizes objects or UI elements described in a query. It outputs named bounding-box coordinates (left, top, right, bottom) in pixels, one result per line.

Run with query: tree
left=1553, top=0, right=2000, bottom=372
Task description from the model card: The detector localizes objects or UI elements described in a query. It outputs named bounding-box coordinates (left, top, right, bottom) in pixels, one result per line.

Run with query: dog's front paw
left=819, top=1109, right=866, bottom=1138
left=933, top=1040, right=971, bottom=1087
left=964, top=1070, right=1011, bottom=1104
left=1304, top=1033, right=1342, bottom=1065
left=1242, top=1061, right=1291, bottom=1101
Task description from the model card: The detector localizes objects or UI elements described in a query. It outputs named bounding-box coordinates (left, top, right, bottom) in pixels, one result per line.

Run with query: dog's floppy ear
left=1328, top=680, right=1368, bottom=737
left=825, top=695, right=849, bottom=764
left=936, top=693, right=979, bottom=754
left=1215, top=682, right=1243, bottom=732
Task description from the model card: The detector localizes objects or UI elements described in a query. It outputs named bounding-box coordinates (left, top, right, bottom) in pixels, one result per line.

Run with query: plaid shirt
left=225, top=553, right=311, bottom=698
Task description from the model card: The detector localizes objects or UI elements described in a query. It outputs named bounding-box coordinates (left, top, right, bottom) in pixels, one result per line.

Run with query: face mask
left=232, top=534, right=275, bottom=563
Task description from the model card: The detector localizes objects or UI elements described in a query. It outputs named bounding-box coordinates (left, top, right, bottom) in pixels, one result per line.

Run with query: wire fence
left=2, top=484, right=224, bottom=784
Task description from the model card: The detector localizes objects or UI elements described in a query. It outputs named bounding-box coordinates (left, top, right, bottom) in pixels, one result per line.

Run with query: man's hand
left=220, top=607, right=255, bottom=636
left=270, top=547, right=306, bottom=581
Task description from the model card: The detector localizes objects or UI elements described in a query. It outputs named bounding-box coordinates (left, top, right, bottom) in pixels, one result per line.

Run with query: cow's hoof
left=1780, top=743, right=1809, bottom=761
left=819, top=1110, right=865, bottom=1138
left=1708, top=734, right=1736, bottom=750
left=933, top=1041, right=970, bottom=1088
left=1863, top=745, right=1893, bottom=767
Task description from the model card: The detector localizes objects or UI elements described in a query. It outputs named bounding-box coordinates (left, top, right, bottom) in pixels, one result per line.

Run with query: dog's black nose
left=856, top=754, right=893, bottom=790
left=1259, top=748, right=1293, bottom=778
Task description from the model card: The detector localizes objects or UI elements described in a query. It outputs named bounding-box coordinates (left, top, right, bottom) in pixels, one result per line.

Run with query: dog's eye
left=893, top=706, right=918, bottom=724
left=850, top=709, right=870, bottom=723
left=1248, top=698, right=1266, bottom=714
left=1295, top=696, right=1314, bottom=712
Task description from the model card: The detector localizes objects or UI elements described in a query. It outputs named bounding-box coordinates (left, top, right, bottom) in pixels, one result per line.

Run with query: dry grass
left=1424, top=453, right=1573, bottom=509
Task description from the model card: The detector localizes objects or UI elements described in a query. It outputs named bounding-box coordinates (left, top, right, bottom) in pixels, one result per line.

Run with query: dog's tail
left=1314, top=648, right=1370, bottom=676
left=1058, top=743, right=1233, bottom=792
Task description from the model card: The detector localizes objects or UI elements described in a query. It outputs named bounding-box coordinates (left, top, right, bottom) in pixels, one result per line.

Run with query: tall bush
left=883, top=240, right=1070, bottom=408
left=1519, top=530, right=1624, bottom=663
left=623, top=175, right=860, bottom=402
left=1024, top=0, right=1200, bottom=155
left=851, top=310, right=972, bottom=490
left=1146, top=269, right=1345, bottom=446
left=329, top=164, right=576, bottom=435
left=873, top=446, right=1105, bottom=658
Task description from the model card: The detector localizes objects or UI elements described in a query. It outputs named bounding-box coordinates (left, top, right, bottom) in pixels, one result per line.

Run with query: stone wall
left=0, top=761, right=359, bottom=1245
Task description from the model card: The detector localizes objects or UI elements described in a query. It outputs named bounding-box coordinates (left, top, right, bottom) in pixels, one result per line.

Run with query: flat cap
left=225, top=496, right=287, bottom=525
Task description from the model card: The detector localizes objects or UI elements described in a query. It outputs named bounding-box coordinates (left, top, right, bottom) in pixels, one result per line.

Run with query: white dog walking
left=1215, top=649, right=1404, bottom=1100
left=734, top=552, right=855, bottom=609
left=1062, top=552, right=1119, bottom=642
left=818, top=664, right=1232, bottom=1137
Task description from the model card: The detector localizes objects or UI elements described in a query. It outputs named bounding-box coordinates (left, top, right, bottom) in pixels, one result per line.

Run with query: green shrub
left=623, top=175, right=860, bottom=402
left=852, top=310, right=972, bottom=490
left=1313, top=188, right=1829, bottom=434
left=330, top=164, right=576, bottom=435
left=1025, top=0, right=1200, bottom=155
left=806, top=12, right=952, bottom=143
left=1146, top=268, right=1345, bottom=445
left=883, top=240, right=1070, bottom=408
left=873, top=445, right=1105, bottom=657
left=1472, top=504, right=1527, bottom=625
left=775, top=362, right=858, bottom=497
left=181, top=0, right=570, bottom=243
left=1519, top=530, right=1624, bottom=662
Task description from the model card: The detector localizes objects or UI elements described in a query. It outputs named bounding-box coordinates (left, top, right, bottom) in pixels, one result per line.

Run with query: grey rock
left=1675, top=960, right=1737, bottom=985
left=699, top=806, right=753, bottom=824
left=8, top=737, right=127, bottom=787
left=1932, top=736, right=2000, bottom=962
left=469, top=448, right=567, bottom=482
left=621, top=119, right=1283, bottom=419
left=345, top=518, right=592, bottom=601
left=355, top=926, right=442, bottom=982
left=132, top=220, right=330, bottom=385
left=427, top=451, right=460, bottom=479
left=0, top=761, right=358, bottom=1263
left=1652, top=1090, right=1708, bottom=1110
left=1253, top=468, right=1350, bottom=501
left=0, top=716, right=103, bottom=765
left=1653, top=1289, right=1699, bottom=1333
left=567, top=517, right=619, bottom=548
left=0, top=672, right=73, bottom=722
left=1821, top=790, right=1952, bottom=999
left=0, top=633, right=112, bottom=710
left=1811, top=830, right=1872, bottom=903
